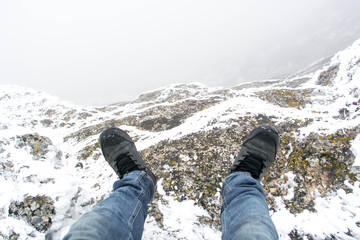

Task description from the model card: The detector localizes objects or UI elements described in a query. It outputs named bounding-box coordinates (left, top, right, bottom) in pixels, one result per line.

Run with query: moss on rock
left=256, top=89, right=313, bottom=109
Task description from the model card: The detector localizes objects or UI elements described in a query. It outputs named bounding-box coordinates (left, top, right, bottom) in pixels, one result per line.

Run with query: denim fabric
left=63, top=170, right=155, bottom=240
left=64, top=170, right=277, bottom=240
left=221, top=172, right=278, bottom=240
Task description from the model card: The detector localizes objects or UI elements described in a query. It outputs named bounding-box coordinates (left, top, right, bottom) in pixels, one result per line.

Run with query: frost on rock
left=15, top=133, right=63, bottom=169
left=8, top=195, right=55, bottom=232
left=316, top=65, right=339, bottom=86
left=16, top=134, right=53, bottom=159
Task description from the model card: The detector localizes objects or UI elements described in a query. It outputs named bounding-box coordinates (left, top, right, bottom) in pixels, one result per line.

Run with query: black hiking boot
left=99, top=127, right=157, bottom=184
left=230, top=125, right=279, bottom=180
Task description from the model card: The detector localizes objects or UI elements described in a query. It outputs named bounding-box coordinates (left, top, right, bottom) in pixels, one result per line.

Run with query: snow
left=143, top=181, right=221, bottom=240
left=0, top=38, right=360, bottom=239
left=273, top=181, right=360, bottom=240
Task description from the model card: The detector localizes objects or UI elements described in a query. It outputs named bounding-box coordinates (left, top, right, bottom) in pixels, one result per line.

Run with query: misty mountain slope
left=0, top=39, right=359, bottom=240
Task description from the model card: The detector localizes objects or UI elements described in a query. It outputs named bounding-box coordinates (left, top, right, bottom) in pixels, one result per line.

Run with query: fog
left=1, top=0, right=360, bottom=105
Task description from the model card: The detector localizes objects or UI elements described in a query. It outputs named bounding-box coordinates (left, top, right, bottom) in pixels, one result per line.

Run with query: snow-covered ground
left=0, top=38, right=359, bottom=239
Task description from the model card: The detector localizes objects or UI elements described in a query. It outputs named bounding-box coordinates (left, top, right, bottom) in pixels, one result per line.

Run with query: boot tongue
left=235, top=156, right=264, bottom=179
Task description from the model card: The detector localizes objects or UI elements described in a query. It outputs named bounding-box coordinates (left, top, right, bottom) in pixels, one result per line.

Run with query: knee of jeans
left=232, top=217, right=277, bottom=240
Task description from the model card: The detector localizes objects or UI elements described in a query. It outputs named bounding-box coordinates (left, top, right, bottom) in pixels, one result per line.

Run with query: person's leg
left=221, top=172, right=278, bottom=240
left=63, top=170, right=155, bottom=240
left=221, top=125, right=279, bottom=240
left=63, top=127, right=157, bottom=240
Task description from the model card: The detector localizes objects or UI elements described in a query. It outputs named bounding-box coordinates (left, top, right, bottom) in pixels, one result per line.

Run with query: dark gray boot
left=230, top=125, right=279, bottom=180
left=100, top=127, right=157, bottom=184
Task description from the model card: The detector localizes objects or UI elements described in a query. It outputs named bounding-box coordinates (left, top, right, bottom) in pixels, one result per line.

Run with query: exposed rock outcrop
left=8, top=195, right=55, bottom=232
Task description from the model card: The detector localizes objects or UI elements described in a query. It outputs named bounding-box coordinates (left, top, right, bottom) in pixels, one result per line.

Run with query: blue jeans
left=63, top=171, right=155, bottom=240
left=221, top=172, right=278, bottom=240
left=64, top=171, right=278, bottom=240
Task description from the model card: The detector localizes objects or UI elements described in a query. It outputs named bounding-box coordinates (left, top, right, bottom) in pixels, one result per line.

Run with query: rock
left=16, top=134, right=53, bottom=159
left=269, top=188, right=278, bottom=195
left=256, top=89, right=313, bottom=109
left=0, top=160, right=14, bottom=173
left=78, top=112, right=92, bottom=120
left=63, top=121, right=122, bottom=142
left=8, top=195, right=55, bottom=232
left=0, top=231, right=20, bottom=240
left=0, top=140, right=8, bottom=154
left=77, top=142, right=100, bottom=160
left=0, top=93, right=11, bottom=101
left=40, top=119, right=53, bottom=128
left=141, top=116, right=359, bottom=228
left=62, top=110, right=77, bottom=122
left=45, top=109, right=57, bottom=117
left=125, top=97, right=230, bottom=132
left=233, top=79, right=283, bottom=90
left=316, top=65, right=339, bottom=86
left=338, top=108, right=350, bottom=120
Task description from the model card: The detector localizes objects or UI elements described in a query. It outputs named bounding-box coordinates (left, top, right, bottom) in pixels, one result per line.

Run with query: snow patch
left=144, top=180, right=221, bottom=240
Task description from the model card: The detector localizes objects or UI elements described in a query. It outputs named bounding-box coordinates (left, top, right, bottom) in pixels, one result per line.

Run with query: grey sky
left=1, top=0, right=360, bottom=106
